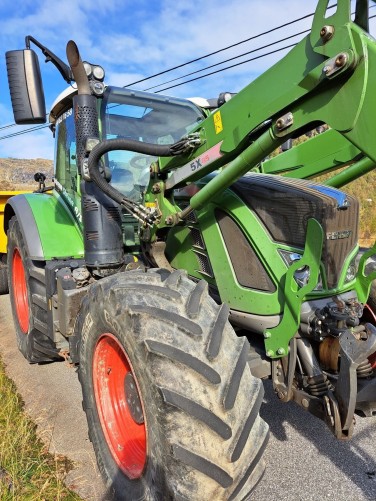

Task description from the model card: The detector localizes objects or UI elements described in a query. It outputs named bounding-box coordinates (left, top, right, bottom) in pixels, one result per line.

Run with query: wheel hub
left=125, top=372, right=144, bottom=424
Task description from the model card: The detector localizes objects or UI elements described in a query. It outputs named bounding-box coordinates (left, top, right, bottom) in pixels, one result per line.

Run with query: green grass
left=0, top=355, right=82, bottom=501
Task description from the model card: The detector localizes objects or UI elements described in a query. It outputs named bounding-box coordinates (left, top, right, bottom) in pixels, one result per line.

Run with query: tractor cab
left=50, top=85, right=206, bottom=206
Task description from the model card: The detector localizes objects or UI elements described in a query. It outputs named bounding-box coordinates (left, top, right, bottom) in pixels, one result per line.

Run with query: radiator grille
left=231, top=174, right=358, bottom=289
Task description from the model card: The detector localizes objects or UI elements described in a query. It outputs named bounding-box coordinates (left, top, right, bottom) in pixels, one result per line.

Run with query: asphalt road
left=1, top=292, right=376, bottom=501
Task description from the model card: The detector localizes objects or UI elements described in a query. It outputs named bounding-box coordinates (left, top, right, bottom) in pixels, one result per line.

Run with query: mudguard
left=4, top=191, right=84, bottom=261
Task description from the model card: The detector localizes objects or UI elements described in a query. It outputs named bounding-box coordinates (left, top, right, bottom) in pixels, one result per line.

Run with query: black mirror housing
left=6, top=49, right=46, bottom=124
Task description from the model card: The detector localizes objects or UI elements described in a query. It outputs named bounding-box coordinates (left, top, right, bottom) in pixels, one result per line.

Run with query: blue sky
left=0, top=0, right=374, bottom=160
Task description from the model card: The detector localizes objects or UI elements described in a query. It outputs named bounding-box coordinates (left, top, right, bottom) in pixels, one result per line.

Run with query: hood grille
left=231, top=174, right=358, bottom=289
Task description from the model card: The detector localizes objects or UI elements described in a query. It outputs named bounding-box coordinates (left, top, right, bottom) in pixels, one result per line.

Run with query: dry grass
left=0, top=355, right=82, bottom=501
left=316, top=169, right=376, bottom=246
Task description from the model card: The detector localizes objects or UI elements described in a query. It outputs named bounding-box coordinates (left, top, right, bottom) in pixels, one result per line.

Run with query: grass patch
left=0, top=355, right=82, bottom=501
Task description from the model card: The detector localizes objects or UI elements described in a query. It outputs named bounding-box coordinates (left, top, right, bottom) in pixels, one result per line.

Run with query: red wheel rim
left=12, top=249, right=29, bottom=334
left=93, top=333, right=147, bottom=479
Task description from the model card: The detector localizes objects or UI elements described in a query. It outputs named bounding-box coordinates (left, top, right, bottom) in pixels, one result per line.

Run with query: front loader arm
left=157, top=0, right=376, bottom=204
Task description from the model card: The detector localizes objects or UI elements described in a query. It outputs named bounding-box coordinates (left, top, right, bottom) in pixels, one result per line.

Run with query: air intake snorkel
left=66, top=40, right=124, bottom=271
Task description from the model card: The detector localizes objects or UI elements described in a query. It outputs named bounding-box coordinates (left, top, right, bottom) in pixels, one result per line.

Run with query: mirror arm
left=25, top=35, right=74, bottom=83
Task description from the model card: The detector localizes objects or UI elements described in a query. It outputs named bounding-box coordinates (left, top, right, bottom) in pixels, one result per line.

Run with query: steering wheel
left=129, top=154, right=152, bottom=170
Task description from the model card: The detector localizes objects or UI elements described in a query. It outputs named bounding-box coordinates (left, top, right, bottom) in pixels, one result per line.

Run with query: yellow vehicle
left=0, top=191, right=29, bottom=294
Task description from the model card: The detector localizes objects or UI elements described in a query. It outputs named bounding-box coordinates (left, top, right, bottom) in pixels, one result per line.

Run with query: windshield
left=101, top=86, right=205, bottom=201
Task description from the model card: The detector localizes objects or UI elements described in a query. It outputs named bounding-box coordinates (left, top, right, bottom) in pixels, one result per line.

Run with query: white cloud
left=0, top=128, right=54, bottom=160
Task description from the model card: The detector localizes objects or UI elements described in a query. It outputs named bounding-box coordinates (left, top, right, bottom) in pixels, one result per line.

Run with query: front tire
left=77, top=269, right=268, bottom=500
left=7, top=216, right=61, bottom=363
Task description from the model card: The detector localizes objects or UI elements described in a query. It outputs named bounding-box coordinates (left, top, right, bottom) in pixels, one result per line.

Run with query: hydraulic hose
left=87, top=136, right=189, bottom=208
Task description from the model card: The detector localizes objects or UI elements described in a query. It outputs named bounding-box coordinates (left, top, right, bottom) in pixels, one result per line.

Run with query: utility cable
left=2, top=7, right=376, bottom=140
left=0, top=113, right=49, bottom=132
left=0, top=124, right=49, bottom=141
left=125, top=3, right=337, bottom=87
left=154, top=42, right=297, bottom=93
left=143, top=28, right=310, bottom=92
left=152, top=10, right=376, bottom=94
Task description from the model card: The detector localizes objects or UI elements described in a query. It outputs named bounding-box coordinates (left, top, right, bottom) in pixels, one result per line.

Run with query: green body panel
left=260, top=129, right=376, bottom=189
left=264, top=219, right=324, bottom=358
left=25, top=191, right=84, bottom=260
left=260, top=129, right=361, bottom=179
left=168, top=188, right=287, bottom=315
left=168, top=180, right=362, bottom=313
left=324, top=156, right=375, bottom=188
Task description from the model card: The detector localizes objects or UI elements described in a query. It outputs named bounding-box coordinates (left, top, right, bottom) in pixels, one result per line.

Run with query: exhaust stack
left=66, top=40, right=124, bottom=271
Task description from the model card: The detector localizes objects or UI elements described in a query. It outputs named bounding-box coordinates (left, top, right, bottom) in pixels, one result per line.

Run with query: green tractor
left=3, top=0, right=376, bottom=499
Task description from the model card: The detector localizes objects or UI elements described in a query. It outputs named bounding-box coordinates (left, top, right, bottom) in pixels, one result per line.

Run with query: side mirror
left=6, top=49, right=46, bottom=124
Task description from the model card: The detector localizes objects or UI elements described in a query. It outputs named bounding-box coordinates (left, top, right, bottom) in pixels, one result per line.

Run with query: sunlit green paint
left=25, top=192, right=84, bottom=260
left=264, top=219, right=324, bottom=358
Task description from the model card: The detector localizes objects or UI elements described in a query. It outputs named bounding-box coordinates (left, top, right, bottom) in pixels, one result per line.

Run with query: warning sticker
left=213, top=110, right=223, bottom=134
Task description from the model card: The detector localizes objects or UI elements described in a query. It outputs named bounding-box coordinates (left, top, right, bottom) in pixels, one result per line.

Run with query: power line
left=146, top=5, right=376, bottom=93
left=153, top=42, right=297, bottom=93
left=0, top=124, right=49, bottom=141
left=143, top=28, right=310, bottom=92
left=1, top=8, right=319, bottom=136
left=0, top=122, right=20, bottom=132
left=0, top=114, right=49, bottom=133
left=125, top=3, right=337, bottom=87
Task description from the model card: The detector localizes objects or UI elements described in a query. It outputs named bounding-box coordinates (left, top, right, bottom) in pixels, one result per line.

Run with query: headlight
left=345, top=257, right=357, bottom=283
left=91, top=81, right=105, bottom=96
left=83, top=61, right=92, bottom=77
left=293, top=265, right=310, bottom=288
left=279, top=249, right=319, bottom=289
left=82, top=61, right=105, bottom=82
left=279, top=250, right=302, bottom=267
left=93, top=65, right=105, bottom=81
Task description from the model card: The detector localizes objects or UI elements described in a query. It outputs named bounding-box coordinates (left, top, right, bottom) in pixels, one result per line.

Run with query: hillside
left=0, top=158, right=53, bottom=190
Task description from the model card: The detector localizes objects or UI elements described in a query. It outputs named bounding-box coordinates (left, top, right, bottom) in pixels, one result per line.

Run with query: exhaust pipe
left=66, top=41, right=90, bottom=95
left=66, top=40, right=124, bottom=271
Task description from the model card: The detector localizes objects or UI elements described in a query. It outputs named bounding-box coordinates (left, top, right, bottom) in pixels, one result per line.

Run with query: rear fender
left=4, top=192, right=83, bottom=260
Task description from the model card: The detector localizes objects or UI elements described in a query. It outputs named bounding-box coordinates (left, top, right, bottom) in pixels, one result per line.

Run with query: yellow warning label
left=213, top=110, right=223, bottom=134
left=145, top=202, right=157, bottom=208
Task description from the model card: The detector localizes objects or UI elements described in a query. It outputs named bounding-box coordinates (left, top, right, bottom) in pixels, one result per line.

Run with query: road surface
left=1, top=293, right=376, bottom=501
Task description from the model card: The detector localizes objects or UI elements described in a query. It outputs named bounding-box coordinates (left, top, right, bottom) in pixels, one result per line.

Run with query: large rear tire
left=77, top=269, right=269, bottom=500
left=7, top=216, right=61, bottom=363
